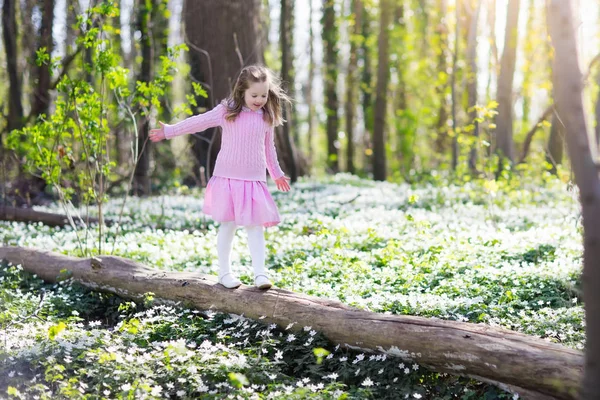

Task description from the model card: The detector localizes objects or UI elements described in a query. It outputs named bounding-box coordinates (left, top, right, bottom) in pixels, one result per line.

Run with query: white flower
left=274, top=350, right=283, bottom=360
left=326, top=373, right=338, bottom=380
left=285, top=322, right=296, bottom=330
left=339, top=357, right=348, bottom=362
left=414, top=394, right=422, bottom=399
left=176, top=390, right=186, bottom=397
left=103, top=390, right=111, bottom=395
left=151, top=386, right=162, bottom=396
left=121, top=383, right=132, bottom=391
left=362, top=377, right=374, bottom=387
left=412, top=363, right=419, bottom=370
left=286, top=334, right=296, bottom=342
left=303, top=326, right=312, bottom=332
left=309, top=330, right=317, bottom=336
left=404, top=368, right=410, bottom=374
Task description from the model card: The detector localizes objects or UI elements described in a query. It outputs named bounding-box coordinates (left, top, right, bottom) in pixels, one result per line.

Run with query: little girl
left=149, top=65, right=291, bottom=290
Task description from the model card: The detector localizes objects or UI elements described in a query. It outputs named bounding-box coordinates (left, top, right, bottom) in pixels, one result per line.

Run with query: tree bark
left=0, top=246, right=584, bottom=400
left=133, top=0, right=155, bottom=196
left=0, top=206, right=112, bottom=227
left=306, top=0, right=315, bottom=168
left=434, top=0, right=449, bottom=160
left=322, top=0, right=340, bottom=173
left=2, top=0, right=24, bottom=134
left=345, top=0, right=362, bottom=174
left=595, top=69, right=600, bottom=149
left=494, top=0, right=520, bottom=164
left=450, top=0, right=460, bottom=170
left=372, top=0, right=391, bottom=181
left=279, top=0, right=298, bottom=183
left=360, top=5, right=374, bottom=173
left=547, top=1, right=600, bottom=398
left=31, top=0, right=55, bottom=118
left=184, top=0, right=265, bottom=184
left=466, top=0, right=482, bottom=172
left=545, top=113, right=564, bottom=175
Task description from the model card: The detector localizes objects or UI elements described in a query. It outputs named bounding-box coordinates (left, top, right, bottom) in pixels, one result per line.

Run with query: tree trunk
left=280, top=0, right=298, bottom=183
left=521, top=0, right=535, bottom=131
left=434, top=0, right=449, bottom=160
left=345, top=0, right=362, bottom=174
left=322, top=0, right=340, bottom=173
left=450, top=0, right=460, bottom=170
left=306, top=0, right=315, bottom=168
left=372, top=0, right=391, bottom=181
left=0, top=246, right=584, bottom=400
left=2, top=0, right=24, bottom=134
left=133, top=0, right=155, bottom=196
left=595, top=69, right=600, bottom=149
left=466, top=0, right=482, bottom=172
left=547, top=1, right=600, bottom=398
left=394, top=2, right=410, bottom=175
left=494, top=0, right=520, bottom=164
left=360, top=4, right=374, bottom=173
left=184, top=0, right=265, bottom=184
left=31, top=0, right=55, bottom=118
left=0, top=206, right=111, bottom=227
left=545, top=113, right=564, bottom=175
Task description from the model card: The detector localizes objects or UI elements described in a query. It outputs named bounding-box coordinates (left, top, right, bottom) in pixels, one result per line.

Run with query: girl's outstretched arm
left=156, top=103, right=225, bottom=140
left=265, top=126, right=290, bottom=191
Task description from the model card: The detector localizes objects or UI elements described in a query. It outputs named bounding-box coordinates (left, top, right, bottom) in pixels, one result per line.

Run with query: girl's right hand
left=149, top=122, right=166, bottom=142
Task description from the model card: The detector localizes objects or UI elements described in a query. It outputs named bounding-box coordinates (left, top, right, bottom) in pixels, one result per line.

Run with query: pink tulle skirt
left=202, top=176, right=281, bottom=227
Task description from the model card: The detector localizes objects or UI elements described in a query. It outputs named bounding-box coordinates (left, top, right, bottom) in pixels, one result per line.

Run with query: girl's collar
left=241, top=105, right=264, bottom=114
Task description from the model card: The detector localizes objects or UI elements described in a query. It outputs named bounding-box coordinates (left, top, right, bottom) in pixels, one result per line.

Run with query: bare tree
left=31, top=0, right=55, bottom=118
left=434, top=0, right=450, bottom=160
left=280, top=0, right=298, bottom=182
left=345, top=0, right=362, bottom=174
left=466, top=0, right=482, bottom=172
left=360, top=3, right=374, bottom=173
left=322, top=0, right=340, bottom=173
left=2, top=0, right=24, bottom=134
left=133, top=0, right=156, bottom=196
left=494, top=0, right=520, bottom=165
left=306, top=0, right=316, bottom=167
left=547, top=1, right=600, bottom=398
left=372, top=0, right=392, bottom=181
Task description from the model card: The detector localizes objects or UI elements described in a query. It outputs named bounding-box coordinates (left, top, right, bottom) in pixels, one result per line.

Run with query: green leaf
left=228, top=372, right=249, bottom=388
left=48, top=322, right=67, bottom=340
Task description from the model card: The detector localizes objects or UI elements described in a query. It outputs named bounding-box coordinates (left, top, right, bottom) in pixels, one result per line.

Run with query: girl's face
left=244, top=81, right=269, bottom=111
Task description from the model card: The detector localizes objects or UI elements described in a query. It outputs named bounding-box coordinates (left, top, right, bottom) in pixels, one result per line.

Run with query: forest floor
left=0, top=173, right=583, bottom=399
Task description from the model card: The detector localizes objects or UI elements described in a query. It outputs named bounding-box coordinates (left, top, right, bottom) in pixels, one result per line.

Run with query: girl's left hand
left=275, top=176, right=291, bottom=192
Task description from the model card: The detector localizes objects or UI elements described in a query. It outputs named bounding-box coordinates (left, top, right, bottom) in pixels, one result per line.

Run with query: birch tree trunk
left=547, top=1, right=600, bottom=397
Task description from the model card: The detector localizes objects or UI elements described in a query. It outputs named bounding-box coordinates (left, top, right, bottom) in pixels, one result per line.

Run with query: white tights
left=217, top=221, right=267, bottom=279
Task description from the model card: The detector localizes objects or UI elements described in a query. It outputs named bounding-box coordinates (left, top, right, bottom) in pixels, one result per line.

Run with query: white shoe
left=254, top=275, right=272, bottom=290
left=219, top=273, right=242, bottom=289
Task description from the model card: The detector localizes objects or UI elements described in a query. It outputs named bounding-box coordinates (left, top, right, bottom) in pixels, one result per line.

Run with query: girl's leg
left=245, top=225, right=272, bottom=289
left=217, top=221, right=241, bottom=288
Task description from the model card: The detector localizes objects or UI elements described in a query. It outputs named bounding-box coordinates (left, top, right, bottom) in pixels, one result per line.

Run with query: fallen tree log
left=0, top=206, right=113, bottom=228
left=0, top=246, right=582, bottom=400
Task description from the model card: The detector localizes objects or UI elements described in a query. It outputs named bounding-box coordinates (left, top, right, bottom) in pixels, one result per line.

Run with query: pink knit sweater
left=163, top=103, right=285, bottom=182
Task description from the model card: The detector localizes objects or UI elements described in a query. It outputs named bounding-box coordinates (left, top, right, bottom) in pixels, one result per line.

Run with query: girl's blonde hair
left=224, top=65, right=291, bottom=126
